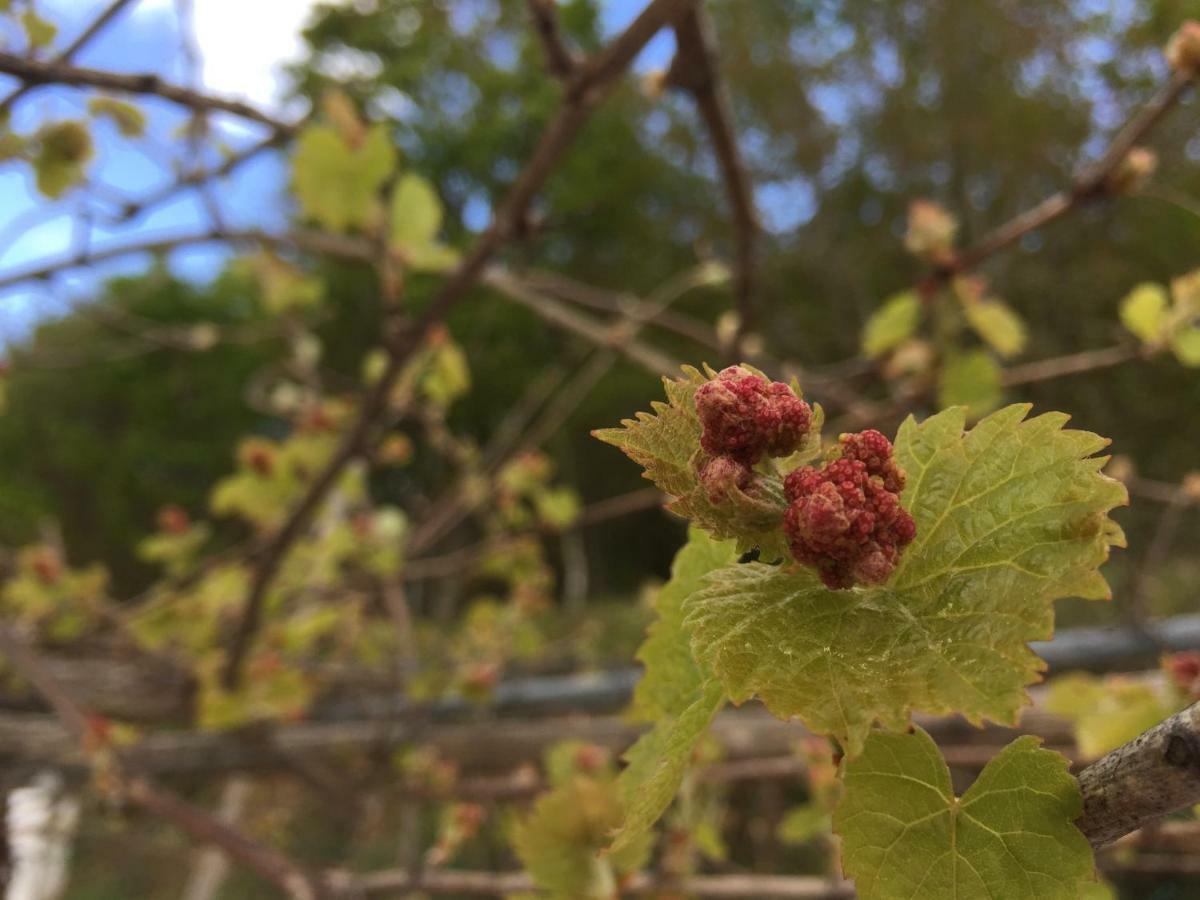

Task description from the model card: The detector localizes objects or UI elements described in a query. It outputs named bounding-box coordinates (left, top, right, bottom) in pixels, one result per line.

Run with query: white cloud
left=134, top=0, right=339, bottom=111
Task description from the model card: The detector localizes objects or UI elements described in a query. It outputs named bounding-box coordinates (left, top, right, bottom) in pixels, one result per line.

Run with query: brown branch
left=521, top=267, right=727, bottom=351
left=483, top=268, right=682, bottom=374
left=113, top=132, right=290, bottom=225
left=525, top=0, right=576, bottom=79
left=1077, top=702, right=1200, bottom=848
left=1001, top=343, right=1140, bottom=386
left=218, top=0, right=697, bottom=690
left=339, top=868, right=854, bottom=898
left=668, top=6, right=759, bottom=341
left=0, top=50, right=296, bottom=134
left=408, top=263, right=713, bottom=556
left=0, top=0, right=138, bottom=118
left=944, top=70, right=1193, bottom=279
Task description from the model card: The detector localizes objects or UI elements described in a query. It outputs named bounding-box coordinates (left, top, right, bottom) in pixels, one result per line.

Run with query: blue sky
left=0, top=0, right=670, bottom=344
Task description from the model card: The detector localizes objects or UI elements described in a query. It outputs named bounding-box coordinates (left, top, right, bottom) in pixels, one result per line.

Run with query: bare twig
left=942, top=70, right=1194, bottom=280
left=0, top=0, right=138, bottom=118
left=483, top=268, right=682, bottom=374
left=525, top=0, right=576, bottom=78
left=1002, top=343, right=1141, bottom=386
left=0, top=51, right=296, bottom=134
left=522, top=267, right=727, bottom=352
left=667, top=6, right=759, bottom=343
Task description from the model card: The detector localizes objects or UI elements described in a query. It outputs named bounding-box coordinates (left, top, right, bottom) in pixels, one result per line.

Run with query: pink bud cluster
left=783, top=430, right=916, bottom=590
left=694, top=366, right=813, bottom=502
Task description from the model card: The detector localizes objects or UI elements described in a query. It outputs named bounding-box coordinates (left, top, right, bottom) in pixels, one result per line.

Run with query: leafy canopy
left=835, top=727, right=1094, bottom=900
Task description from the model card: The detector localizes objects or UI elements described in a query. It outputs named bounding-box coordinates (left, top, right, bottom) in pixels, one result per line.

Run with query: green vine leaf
left=630, top=527, right=734, bottom=720
left=609, top=528, right=733, bottom=855
left=684, top=404, right=1126, bottom=755
left=835, top=727, right=1094, bottom=900
left=512, top=770, right=651, bottom=899
left=938, top=350, right=1002, bottom=419
left=612, top=680, right=724, bottom=856
left=292, top=123, right=395, bottom=232
left=1119, top=282, right=1169, bottom=345
left=963, top=299, right=1027, bottom=359
left=862, top=291, right=921, bottom=358
left=593, top=366, right=821, bottom=561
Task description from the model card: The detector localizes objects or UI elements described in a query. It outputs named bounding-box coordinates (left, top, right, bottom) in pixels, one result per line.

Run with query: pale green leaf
left=21, top=9, right=56, bottom=48
left=391, top=172, right=442, bottom=247
left=1047, top=672, right=1180, bottom=760
left=87, top=97, right=146, bottom=137
left=609, top=529, right=733, bottom=854
left=1119, top=282, right=1169, bottom=344
left=630, top=527, right=735, bottom=720
left=292, top=123, right=395, bottom=231
left=963, top=300, right=1027, bottom=358
left=684, top=404, right=1126, bottom=754
left=419, top=335, right=471, bottom=408
left=938, top=350, right=1002, bottom=419
left=862, top=291, right=921, bottom=358
left=33, top=121, right=92, bottom=199
left=610, top=680, right=724, bottom=856
left=1170, top=326, right=1200, bottom=366
left=594, top=365, right=815, bottom=561
left=778, top=802, right=831, bottom=844
left=512, top=775, right=650, bottom=899
left=1080, top=878, right=1117, bottom=900
left=835, top=727, right=1094, bottom=900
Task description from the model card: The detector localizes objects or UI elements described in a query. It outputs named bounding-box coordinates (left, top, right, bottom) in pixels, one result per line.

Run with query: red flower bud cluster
left=1166, top=651, right=1200, bottom=698
left=783, top=430, right=916, bottom=590
left=694, top=366, right=812, bottom=502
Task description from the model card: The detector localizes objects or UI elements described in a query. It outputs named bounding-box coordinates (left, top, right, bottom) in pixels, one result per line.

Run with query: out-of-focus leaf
left=862, top=291, right=921, bottom=358
left=938, top=350, right=1003, bottom=418
left=963, top=299, right=1027, bottom=358
left=1119, top=282, right=1169, bottom=344
left=292, top=123, right=395, bottom=231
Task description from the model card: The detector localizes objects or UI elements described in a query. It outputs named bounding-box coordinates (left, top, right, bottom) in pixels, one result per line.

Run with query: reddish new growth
left=783, top=429, right=916, bottom=590
left=1166, top=651, right=1200, bottom=698
left=695, top=366, right=812, bottom=501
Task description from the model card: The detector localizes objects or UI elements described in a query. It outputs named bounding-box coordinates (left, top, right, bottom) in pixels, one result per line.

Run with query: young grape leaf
left=609, top=528, right=733, bottom=855
left=862, top=291, right=921, bottom=358
left=630, top=527, right=735, bottom=720
left=512, top=772, right=651, bottom=899
left=594, top=366, right=820, bottom=561
left=835, top=727, right=1094, bottom=900
left=391, top=172, right=456, bottom=271
left=1119, top=282, right=1169, bottom=345
left=610, top=679, right=724, bottom=856
left=88, top=97, right=147, bottom=138
left=938, top=350, right=1002, bottom=419
left=292, top=123, right=395, bottom=232
left=1046, top=672, right=1180, bottom=760
left=685, top=404, right=1126, bottom=755
left=963, top=299, right=1027, bottom=359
